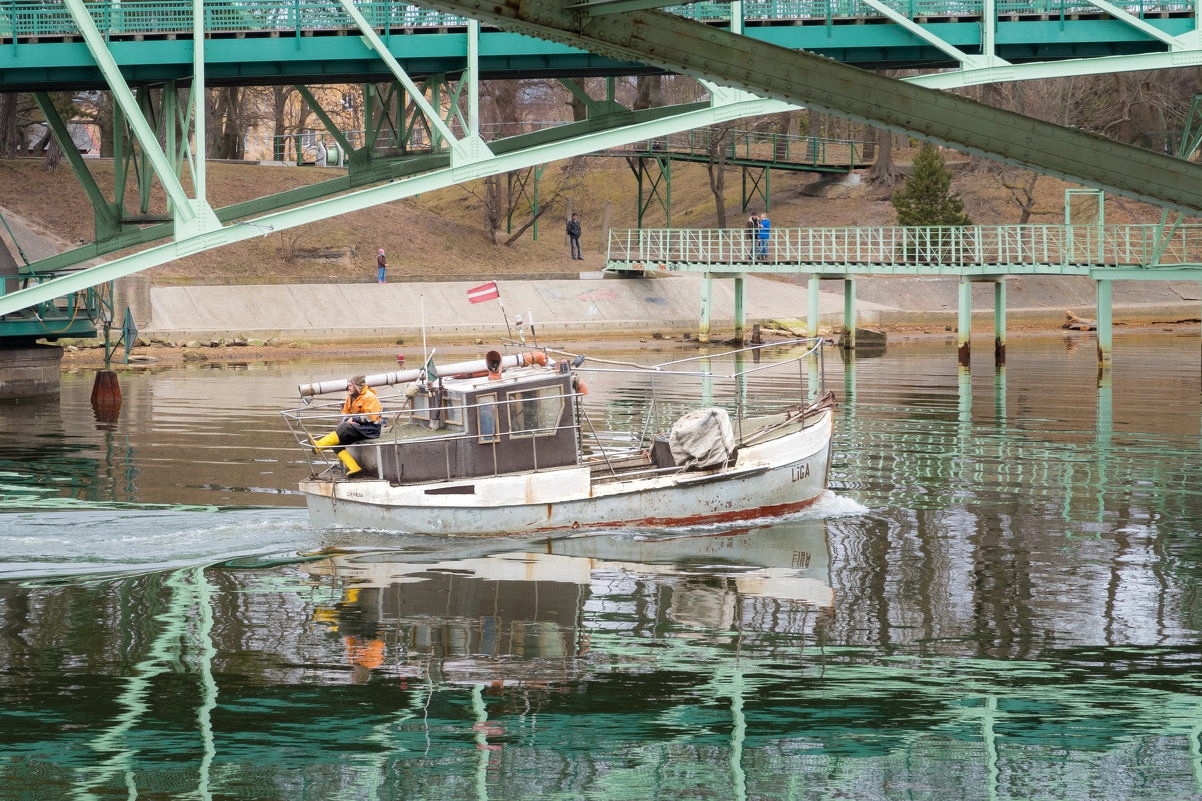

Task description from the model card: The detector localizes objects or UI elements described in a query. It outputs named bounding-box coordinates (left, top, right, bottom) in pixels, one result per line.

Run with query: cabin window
left=507, top=387, right=563, bottom=437
left=443, top=400, right=464, bottom=428
left=411, top=391, right=431, bottom=422
left=477, top=394, right=500, bottom=444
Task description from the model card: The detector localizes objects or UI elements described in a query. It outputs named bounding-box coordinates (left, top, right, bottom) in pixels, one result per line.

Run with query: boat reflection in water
left=15, top=515, right=1202, bottom=800
left=304, top=518, right=832, bottom=684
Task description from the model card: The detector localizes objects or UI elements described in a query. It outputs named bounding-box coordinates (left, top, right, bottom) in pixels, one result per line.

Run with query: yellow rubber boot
left=337, top=449, right=363, bottom=478
left=311, top=432, right=340, bottom=452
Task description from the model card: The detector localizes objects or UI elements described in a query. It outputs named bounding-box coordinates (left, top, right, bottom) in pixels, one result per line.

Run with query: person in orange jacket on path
left=310, top=375, right=382, bottom=477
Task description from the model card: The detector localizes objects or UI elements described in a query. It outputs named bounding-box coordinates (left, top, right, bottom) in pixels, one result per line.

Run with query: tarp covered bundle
left=669, top=408, right=735, bottom=470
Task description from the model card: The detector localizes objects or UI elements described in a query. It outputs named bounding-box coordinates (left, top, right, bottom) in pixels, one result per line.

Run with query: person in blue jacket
left=757, top=213, right=771, bottom=260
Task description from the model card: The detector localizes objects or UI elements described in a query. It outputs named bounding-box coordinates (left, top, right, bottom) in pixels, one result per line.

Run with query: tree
left=891, top=143, right=972, bottom=227
left=891, top=143, right=972, bottom=262
left=866, top=127, right=902, bottom=187
left=990, top=168, right=1056, bottom=224
left=703, top=122, right=739, bottom=228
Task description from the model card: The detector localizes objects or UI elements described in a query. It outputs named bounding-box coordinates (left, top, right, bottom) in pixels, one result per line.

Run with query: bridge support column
left=699, top=272, right=713, bottom=343
left=807, top=275, right=820, bottom=338
left=0, top=344, right=62, bottom=399
left=842, top=277, right=856, bottom=350
left=733, top=276, right=745, bottom=344
left=957, top=277, right=972, bottom=364
left=1096, top=278, right=1113, bottom=368
left=993, top=280, right=1006, bottom=364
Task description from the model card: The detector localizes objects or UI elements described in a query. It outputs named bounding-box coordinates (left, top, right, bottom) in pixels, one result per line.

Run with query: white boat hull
left=300, top=409, right=833, bottom=536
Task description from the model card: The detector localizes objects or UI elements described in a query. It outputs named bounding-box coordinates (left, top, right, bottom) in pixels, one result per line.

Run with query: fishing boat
left=281, top=339, right=834, bottom=536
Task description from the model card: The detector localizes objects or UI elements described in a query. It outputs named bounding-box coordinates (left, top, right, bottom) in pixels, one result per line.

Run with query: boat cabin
left=348, top=368, right=580, bottom=484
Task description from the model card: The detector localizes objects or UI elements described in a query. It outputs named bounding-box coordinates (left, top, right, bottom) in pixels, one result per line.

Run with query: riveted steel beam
left=61, top=0, right=220, bottom=238
left=404, top=0, right=1202, bottom=215
left=336, top=0, right=494, bottom=166
left=566, top=0, right=678, bottom=14
left=32, top=92, right=119, bottom=236
left=912, top=50, right=1202, bottom=90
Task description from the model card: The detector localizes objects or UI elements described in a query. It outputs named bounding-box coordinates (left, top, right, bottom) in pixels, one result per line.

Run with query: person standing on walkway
left=757, top=213, right=771, bottom=260
left=745, top=213, right=760, bottom=260
left=567, top=213, right=583, bottom=260
left=376, top=248, right=388, bottom=283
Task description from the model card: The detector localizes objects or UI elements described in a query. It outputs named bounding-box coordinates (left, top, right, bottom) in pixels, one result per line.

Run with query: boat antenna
left=528, top=310, right=539, bottom=349
left=421, top=294, right=428, bottom=381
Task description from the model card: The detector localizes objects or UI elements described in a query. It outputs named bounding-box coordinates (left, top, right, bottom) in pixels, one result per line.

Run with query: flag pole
left=496, top=295, right=514, bottom=342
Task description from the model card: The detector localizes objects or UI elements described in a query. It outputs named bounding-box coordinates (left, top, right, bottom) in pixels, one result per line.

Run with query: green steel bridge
left=5, top=0, right=1202, bottom=368
left=4, top=0, right=1201, bottom=87
left=605, top=217, right=1202, bottom=362
left=273, top=122, right=875, bottom=230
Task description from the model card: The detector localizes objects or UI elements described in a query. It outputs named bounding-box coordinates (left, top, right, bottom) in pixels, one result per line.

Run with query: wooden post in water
left=957, top=277, right=972, bottom=364
left=842, top=277, right=856, bottom=350
left=733, top=276, right=745, bottom=344
left=1096, top=278, right=1113, bottom=368
left=994, top=279, right=1006, bottom=364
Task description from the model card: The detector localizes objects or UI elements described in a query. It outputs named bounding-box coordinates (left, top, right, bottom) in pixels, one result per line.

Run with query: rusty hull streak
left=525, top=494, right=822, bottom=534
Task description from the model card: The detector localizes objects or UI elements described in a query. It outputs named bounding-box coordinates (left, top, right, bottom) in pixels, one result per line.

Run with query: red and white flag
left=467, top=281, right=500, bottom=304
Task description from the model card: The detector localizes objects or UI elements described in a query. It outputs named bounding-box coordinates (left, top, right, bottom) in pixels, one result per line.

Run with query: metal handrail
left=606, top=224, right=1202, bottom=269
left=282, top=388, right=585, bottom=480
left=611, top=130, right=874, bottom=169
left=268, top=124, right=873, bottom=170
left=0, top=0, right=1189, bottom=39
left=283, top=341, right=827, bottom=481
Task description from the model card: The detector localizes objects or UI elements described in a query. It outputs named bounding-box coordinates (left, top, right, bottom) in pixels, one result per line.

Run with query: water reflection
left=303, top=520, right=833, bottom=685
left=4, top=519, right=1202, bottom=800
left=4, top=336, right=1202, bottom=800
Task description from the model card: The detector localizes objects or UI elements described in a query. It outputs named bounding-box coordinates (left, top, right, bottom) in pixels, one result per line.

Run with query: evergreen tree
left=891, top=143, right=972, bottom=226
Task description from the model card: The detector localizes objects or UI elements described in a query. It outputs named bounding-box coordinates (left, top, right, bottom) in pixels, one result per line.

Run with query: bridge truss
left=4, top=0, right=1202, bottom=322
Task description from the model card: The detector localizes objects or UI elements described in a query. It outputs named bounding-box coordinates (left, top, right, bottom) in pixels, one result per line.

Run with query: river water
left=1, top=333, right=1201, bottom=801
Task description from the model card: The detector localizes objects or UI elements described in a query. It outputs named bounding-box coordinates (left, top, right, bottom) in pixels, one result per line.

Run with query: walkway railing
left=0, top=0, right=1191, bottom=39
left=271, top=123, right=874, bottom=169
left=611, top=129, right=874, bottom=169
left=607, top=225, right=1202, bottom=272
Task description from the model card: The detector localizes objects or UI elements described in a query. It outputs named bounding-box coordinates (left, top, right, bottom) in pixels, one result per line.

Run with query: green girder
left=0, top=96, right=798, bottom=316
left=401, top=0, right=1202, bottom=216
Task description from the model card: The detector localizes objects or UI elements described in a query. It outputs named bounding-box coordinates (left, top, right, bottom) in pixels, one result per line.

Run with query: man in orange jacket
left=311, top=374, right=382, bottom=477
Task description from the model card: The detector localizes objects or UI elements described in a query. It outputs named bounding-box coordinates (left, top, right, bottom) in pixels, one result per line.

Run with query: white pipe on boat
left=298, top=352, right=546, bottom=397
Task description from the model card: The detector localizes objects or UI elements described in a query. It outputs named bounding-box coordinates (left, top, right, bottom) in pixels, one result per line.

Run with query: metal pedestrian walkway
left=606, top=219, right=1202, bottom=364
left=606, top=223, right=1202, bottom=278
left=5, top=0, right=1202, bottom=351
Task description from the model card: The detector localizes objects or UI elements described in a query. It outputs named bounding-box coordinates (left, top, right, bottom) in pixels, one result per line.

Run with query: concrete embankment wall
left=142, top=274, right=1201, bottom=342
left=144, top=275, right=876, bottom=342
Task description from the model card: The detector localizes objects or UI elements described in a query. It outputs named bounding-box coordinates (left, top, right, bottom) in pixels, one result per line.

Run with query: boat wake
left=0, top=507, right=319, bottom=584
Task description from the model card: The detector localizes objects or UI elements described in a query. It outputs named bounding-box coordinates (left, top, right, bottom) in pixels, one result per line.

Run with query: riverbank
left=58, top=318, right=1200, bottom=368
left=93, top=272, right=1202, bottom=348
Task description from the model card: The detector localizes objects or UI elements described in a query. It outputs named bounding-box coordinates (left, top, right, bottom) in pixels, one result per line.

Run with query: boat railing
left=282, top=387, right=586, bottom=480
left=575, top=338, right=827, bottom=452
left=282, top=339, right=828, bottom=482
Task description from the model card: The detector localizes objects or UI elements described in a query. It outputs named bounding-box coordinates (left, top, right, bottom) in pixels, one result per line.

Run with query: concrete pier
left=0, top=344, right=63, bottom=398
